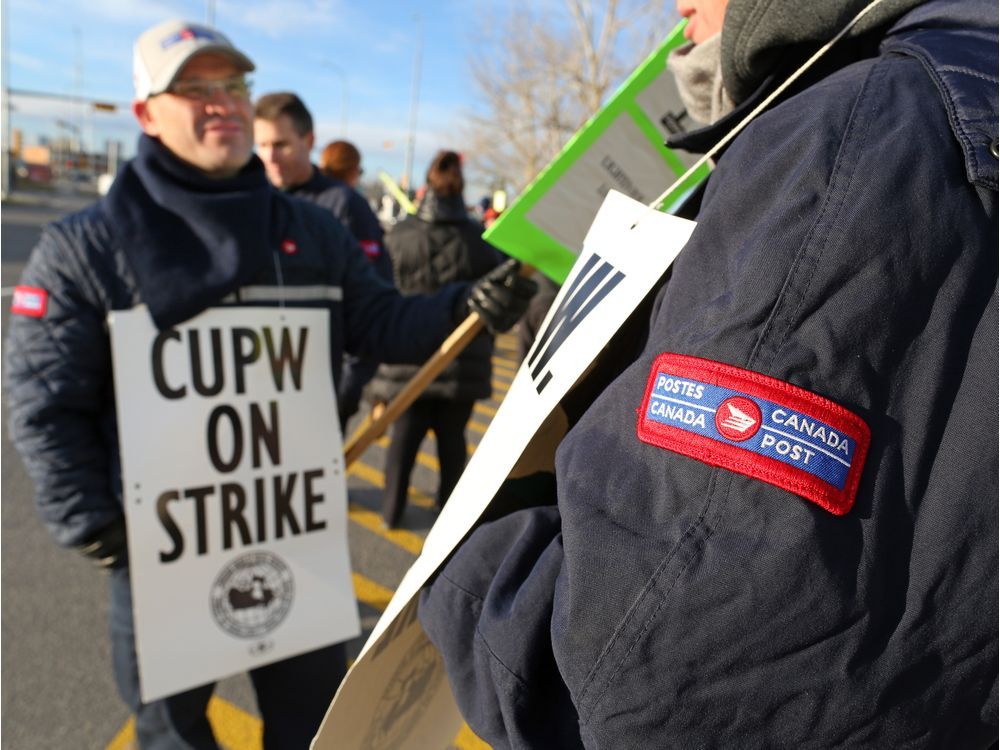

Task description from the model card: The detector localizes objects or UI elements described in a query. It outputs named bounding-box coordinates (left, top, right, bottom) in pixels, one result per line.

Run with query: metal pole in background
left=206, top=0, right=215, bottom=26
left=402, top=14, right=422, bottom=192
left=2, top=0, right=12, bottom=199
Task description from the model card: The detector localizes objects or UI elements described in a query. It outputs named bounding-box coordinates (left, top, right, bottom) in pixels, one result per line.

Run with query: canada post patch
left=359, top=240, right=381, bottom=261
left=637, top=353, right=870, bottom=515
left=11, top=285, right=48, bottom=318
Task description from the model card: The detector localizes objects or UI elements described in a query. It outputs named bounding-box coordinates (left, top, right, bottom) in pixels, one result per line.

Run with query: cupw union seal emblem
left=210, top=551, right=294, bottom=638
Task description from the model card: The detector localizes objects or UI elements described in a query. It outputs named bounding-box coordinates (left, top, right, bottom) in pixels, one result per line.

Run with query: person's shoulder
left=38, top=201, right=118, bottom=261
left=277, top=190, right=349, bottom=240
left=312, top=171, right=351, bottom=200
left=387, top=214, right=426, bottom=237
left=728, top=49, right=952, bottom=184
left=53, top=200, right=113, bottom=236
left=345, top=186, right=376, bottom=215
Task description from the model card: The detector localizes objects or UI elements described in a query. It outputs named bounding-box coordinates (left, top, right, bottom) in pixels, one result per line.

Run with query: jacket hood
left=416, top=190, right=470, bottom=224
left=721, top=0, right=925, bottom=103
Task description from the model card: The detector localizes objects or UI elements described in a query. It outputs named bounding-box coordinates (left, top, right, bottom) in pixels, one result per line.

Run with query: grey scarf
left=667, top=33, right=736, bottom=126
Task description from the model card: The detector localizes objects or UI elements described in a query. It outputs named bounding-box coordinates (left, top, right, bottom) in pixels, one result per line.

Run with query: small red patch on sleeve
left=359, top=240, right=381, bottom=261
left=11, top=285, right=48, bottom=318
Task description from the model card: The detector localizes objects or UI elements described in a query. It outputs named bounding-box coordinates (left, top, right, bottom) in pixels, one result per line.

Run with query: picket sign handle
left=344, top=312, right=484, bottom=466
left=343, top=263, right=536, bottom=467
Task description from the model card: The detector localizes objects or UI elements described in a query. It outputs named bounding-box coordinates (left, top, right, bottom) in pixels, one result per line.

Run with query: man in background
left=254, top=93, right=389, bottom=431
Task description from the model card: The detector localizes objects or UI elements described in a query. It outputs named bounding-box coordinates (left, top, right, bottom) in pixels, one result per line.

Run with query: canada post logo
left=715, top=396, right=761, bottom=441
left=638, top=353, right=871, bottom=515
left=161, top=27, right=218, bottom=49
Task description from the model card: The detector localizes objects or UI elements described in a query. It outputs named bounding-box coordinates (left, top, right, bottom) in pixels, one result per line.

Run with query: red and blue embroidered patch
left=359, top=240, right=381, bottom=261
left=10, top=285, right=48, bottom=318
left=636, top=353, right=870, bottom=515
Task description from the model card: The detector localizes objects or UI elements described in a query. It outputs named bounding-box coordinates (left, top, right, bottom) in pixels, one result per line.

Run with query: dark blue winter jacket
left=288, top=166, right=394, bottom=420
left=288, top=167, right=391, bottom=282
left=4, top=137, right=465, bottom=549
left=420, top=1, right=998, bottom=747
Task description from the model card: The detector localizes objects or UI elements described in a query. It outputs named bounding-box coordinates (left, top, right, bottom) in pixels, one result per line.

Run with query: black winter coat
left=419, top=0, right=999, bottom=746
left=368, top=191, right=502, bottom=403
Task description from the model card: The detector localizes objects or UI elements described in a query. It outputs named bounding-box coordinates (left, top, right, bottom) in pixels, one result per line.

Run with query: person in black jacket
left=253, top=92, right=390, bottom=432
left=368, top=151, right=503, bottom=529
left=3, top=19, right=533, bottom=750
left=419, top=0, right=998, bottom=746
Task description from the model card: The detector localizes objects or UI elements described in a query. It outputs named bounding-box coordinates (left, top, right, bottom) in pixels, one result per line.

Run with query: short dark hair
left=426, top=150, right=464, bottom=198
left=254, top=92, right=313, bottom=136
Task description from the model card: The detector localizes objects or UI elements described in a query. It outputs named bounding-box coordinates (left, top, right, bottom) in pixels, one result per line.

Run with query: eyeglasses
left=165, top=75, right=253, bottom=101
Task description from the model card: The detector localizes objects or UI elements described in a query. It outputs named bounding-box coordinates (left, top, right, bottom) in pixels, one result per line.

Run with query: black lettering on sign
left=661, top=108, right=691, bottom=136
left=527, top=254, right=625, bottom=393
left=189, top=328, right=225, bottom=397
left=156, top=470, right=327, bottom=564
left=231, top=327, right=261, bottom=395
left=221, top=482, right=252, bottom=550
left=207, top=405, right=244, bottom=473
left=254, top=477, right=267, bottom=544
left=273, top=473, right=301, bottom=539
left=263, top=326, right=308, bottom=391
left=250, top=401, right=281, bottom=468
left=185, top=485, right=213, bottom=555
left=157, top=490, right=183, bottom=562
left=152, top=330, right=185, bottom=399
left=303, top=469, right=327, bottom=532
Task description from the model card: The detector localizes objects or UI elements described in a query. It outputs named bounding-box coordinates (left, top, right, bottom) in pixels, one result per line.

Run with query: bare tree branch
left=463, top=0, right=676, bottom=193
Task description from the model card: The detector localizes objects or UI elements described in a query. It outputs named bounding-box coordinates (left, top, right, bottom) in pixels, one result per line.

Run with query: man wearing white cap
left=3, top=18, right=535, bottom=749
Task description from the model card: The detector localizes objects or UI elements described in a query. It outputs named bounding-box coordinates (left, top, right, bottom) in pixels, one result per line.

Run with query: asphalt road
left=1, top=192, right=513, bottom=749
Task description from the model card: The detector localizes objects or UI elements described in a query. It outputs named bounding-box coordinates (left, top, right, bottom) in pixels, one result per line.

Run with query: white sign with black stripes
left=313, top=191, right=697, bottom=748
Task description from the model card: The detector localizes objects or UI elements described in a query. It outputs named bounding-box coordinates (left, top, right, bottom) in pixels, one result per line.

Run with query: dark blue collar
left=103, top=134, right=275, bottom=329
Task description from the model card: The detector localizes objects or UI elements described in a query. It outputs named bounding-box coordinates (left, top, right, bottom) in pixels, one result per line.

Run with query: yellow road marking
left=371, top=435, right=476, bottom=475
left=348, top=500, right=425, bottom=555
left=353, top=572, right=394, bottom=612
left=494, top=333, right=518, bottom=353
left=454, top=723, right=493, bottom=749
left=492, top=359, right=518, bottom=375
left=106, top=696, right=263, bottom=750
left=106, top=684, right=486, bottom=750
left=475, top=402, right=497, bottom=418
left=349, top=460, right=434, bottom=509
left=106, top=719, right=135, bottom=750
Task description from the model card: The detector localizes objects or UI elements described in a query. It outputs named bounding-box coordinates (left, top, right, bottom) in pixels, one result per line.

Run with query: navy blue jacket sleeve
left=419, top=507, right=584, bottom=750
left=4, top=223, right=121, bottom=547
left=335, top=223, right=467, bottom=365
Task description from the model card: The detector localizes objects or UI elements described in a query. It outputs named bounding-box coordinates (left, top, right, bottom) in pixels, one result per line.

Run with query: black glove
left=467, top=259, right=538, bottom=334
left=75, top=516, right=128, bottom=570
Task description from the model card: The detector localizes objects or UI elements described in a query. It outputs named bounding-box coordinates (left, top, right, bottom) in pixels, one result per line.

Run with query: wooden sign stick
left=343, top=311, right=486, bottom=467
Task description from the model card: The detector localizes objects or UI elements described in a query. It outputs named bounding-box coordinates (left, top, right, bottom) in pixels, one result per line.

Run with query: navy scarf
left=103, top=134, right=274, bottom=329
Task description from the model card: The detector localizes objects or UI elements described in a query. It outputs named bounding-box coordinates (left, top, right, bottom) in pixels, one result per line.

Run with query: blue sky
left=5, top=0, right=512, bottom=194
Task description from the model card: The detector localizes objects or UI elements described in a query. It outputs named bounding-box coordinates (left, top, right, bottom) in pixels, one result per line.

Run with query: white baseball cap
left=133, top=19, right=255, bottom=100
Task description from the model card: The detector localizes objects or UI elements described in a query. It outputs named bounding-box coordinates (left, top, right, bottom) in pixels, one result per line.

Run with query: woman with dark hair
left=369, top=150, right=502, bottom=528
